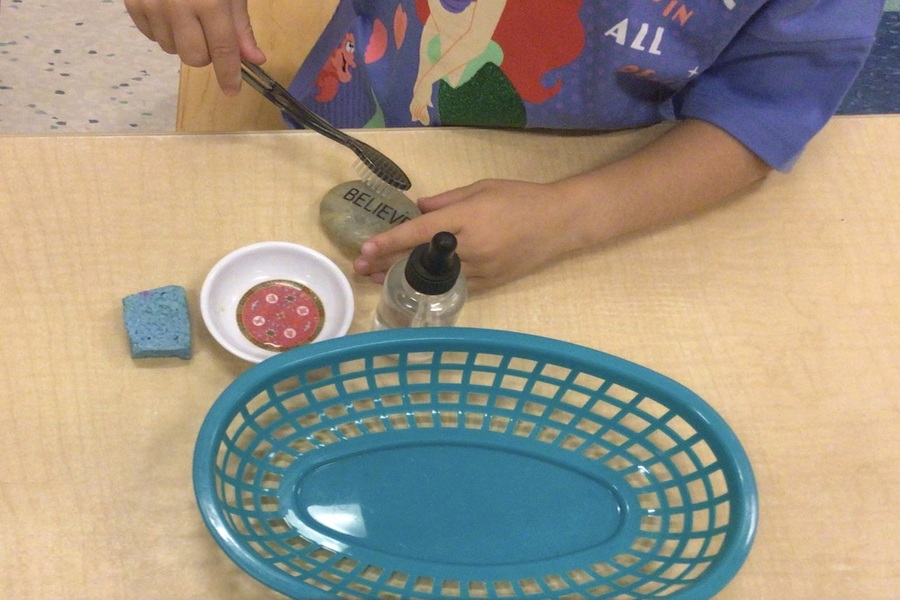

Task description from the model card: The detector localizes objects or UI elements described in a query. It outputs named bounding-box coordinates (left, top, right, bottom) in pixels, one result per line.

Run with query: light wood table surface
left=1, top=116, right=897, bottom=599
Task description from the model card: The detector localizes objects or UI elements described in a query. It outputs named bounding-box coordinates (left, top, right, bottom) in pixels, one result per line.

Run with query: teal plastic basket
left=194, top=328, right=757, bottom=600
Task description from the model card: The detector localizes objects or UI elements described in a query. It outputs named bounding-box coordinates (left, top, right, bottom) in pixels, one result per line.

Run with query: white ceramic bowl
left=200, top=242, right=354, bottom=363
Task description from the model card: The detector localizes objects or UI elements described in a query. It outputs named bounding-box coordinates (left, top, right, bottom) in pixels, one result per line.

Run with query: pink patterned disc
left=236, top=280, right=325, bottom=351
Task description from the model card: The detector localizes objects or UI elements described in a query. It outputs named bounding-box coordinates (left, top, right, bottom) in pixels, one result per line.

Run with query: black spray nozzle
left=405, top=231, right=461, bottom=295
left=423, top=231, right=457, bottom=272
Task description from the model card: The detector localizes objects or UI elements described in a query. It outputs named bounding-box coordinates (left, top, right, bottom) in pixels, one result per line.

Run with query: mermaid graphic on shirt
left=315, top=32, right=358, bottom=103
left=410, top=0, right=584, bottom=127
left=299, top=0, right=585, bottom=128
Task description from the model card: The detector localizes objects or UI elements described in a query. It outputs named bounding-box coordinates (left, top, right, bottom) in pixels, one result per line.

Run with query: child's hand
left=352, top=121, right=773, bottom=291
left=353, top=179, right=582, bottom=290
left=124, top=0, right=266, bottom=95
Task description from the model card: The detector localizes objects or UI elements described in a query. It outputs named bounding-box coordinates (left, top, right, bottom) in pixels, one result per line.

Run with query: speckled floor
left=0, top=0, right=179, bottom=133
left=0, top=1, right=897, bottom=134
left=839, top=8, right=900, bottom=115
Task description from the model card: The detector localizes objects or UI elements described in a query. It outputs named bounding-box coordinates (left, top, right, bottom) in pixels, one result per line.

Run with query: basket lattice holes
left=214, top=349, right=738, bottom=599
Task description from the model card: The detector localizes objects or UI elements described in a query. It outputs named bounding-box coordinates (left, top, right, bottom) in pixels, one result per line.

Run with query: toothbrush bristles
left=350, top=140, right=411, bottom=192
left=354, top=158, right=400, bottom=197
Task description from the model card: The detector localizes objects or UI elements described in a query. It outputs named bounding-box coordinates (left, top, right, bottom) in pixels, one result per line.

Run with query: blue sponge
left=122, top=285, right=192, bottom=359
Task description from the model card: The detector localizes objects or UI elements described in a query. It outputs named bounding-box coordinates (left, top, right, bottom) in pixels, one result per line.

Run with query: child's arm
left=353, top=119, right=772, bottom=289
left=124, top=0, right=266, bottom=96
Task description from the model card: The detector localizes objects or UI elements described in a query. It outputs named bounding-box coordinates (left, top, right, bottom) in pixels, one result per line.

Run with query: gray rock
left=320, top=180, right=421, bottom=253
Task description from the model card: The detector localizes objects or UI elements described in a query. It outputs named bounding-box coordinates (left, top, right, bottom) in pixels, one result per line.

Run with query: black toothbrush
left=240, top=60, right=412, bottom=194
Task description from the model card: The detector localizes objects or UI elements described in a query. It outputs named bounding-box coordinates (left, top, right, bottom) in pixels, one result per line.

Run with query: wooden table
left=1, top=116, right=897, bottom=599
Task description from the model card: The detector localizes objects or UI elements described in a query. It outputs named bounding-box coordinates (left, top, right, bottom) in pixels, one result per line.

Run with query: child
left=125, top=0, right=882, bottom=289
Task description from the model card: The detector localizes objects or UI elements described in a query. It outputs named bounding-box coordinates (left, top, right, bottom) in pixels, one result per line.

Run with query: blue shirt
left=288, top=0, right=881, bottom=170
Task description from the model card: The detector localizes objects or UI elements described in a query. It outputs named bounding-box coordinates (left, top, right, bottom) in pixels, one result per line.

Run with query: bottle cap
left=405, top=232, right=461, bottom=295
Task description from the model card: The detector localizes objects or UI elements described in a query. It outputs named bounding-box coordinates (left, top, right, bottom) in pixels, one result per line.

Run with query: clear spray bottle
left=373, top=231, right=467, bottom=331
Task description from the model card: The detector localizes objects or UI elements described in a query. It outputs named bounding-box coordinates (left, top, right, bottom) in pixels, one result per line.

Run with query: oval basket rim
left=193, top=327, right=759, bottom=600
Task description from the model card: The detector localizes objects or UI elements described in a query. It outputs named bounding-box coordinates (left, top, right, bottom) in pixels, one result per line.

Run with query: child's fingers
left=354, top=210, right=461, bottom=277
left=369, top=213, right=450, bottom=257
left=194, top=5, right=244, bottom=95
left=171, top=14, right=211, bottom=65
left=416, top=182, right=481, bottom=212
left=233, top=0, right=267, bottom=64
left=353, top=250, right=405, bottom=279
left=124, top=1, right=155, bottom=42
left=144, top=9, right=179, bottom=54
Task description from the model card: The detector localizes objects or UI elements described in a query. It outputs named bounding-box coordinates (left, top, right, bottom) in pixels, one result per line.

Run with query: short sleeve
left=670, top=0, right=882, bottom=171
